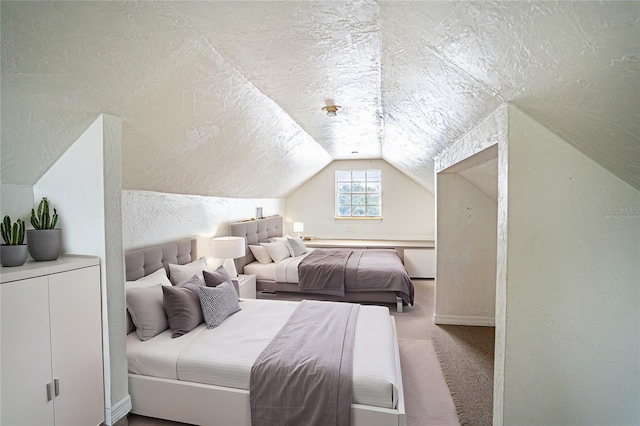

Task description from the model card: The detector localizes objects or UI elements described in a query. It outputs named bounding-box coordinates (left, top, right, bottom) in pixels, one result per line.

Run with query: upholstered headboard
left=124, top=239, right=197, bottom=281
left=229, top=216, right=284, bottom=273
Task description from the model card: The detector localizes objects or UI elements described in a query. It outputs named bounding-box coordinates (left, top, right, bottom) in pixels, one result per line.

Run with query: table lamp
left=211, top=236, right=245, bottom=278
left=293, top=222, right=304, bottom=237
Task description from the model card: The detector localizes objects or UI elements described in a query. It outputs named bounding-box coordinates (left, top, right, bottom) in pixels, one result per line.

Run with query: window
left=335, top=170, right=382, bottom=218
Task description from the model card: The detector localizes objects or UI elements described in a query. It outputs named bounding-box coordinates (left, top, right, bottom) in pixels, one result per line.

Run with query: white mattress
left=127, top=298, right=399, bottom=409
left=242, top=261, right=276, bottom=281
left=243, top=248, right=315, bottom=283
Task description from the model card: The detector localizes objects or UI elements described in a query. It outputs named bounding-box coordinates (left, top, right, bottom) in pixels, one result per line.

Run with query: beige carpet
left=117, top=280, right=459, bottom=426
left=432, top=324, right=495, bottom=426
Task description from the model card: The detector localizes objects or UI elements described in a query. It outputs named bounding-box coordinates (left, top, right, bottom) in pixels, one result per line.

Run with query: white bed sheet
left=242, top=261, right=275, bottom=281
left=127, top=324, right=206, bottom=380
left=127, top=298, right=399, bottom=409
left=243, top=248, right=316, bottom=283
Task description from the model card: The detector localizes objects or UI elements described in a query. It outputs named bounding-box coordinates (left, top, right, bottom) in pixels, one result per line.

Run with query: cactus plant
left=1, top=215, right=26, bottom=245
left=31, top=197, right=59, bottom=230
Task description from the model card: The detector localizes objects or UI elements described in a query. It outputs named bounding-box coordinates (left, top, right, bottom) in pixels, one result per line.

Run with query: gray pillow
left=126, top=284, right=169, bottom=341
left=162, top=276, right=204, bottom=338
left=203, top=265, right=231, bottom=286
left=199, top=281, right=241, bottom=329
left=125, top=268, right=173, bottom=334
left=287, top=237, right=308, bottom=257
left=203, top=267, right=239, bottom=296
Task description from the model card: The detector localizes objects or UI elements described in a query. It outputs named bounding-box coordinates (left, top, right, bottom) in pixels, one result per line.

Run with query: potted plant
left=27, top=197, right=62, bottom=261
left=0, top=215, right=28, bottom=267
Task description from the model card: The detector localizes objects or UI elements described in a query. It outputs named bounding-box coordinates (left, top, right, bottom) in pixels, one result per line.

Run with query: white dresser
left=0, top=256, right=104, bottom=426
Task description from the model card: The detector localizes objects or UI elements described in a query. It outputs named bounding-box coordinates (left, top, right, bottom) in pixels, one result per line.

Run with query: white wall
left=122, top=190, right=285, bottom=254
left=33, top=114, right=128, bottom=424
left=286, top=159, right=434, bottom=240
left=501, top=106, right=640, bottom=424
left=34, top=118, right=105, bottom=254
left=435, top=170, right=497, bottom=326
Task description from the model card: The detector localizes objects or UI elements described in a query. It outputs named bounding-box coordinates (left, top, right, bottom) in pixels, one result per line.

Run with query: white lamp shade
left=293, top=222, right=304, bottom=233
left=211, top=236, right=245, bottom=278
left=211, top=236, right=245, bottom=259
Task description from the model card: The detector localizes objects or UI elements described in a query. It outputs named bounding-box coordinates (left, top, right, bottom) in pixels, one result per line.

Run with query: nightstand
left=233, top=274, right=256, bottom=299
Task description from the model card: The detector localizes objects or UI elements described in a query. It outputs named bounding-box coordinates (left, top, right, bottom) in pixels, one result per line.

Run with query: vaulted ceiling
left=2, top=1, right=638, bottom=197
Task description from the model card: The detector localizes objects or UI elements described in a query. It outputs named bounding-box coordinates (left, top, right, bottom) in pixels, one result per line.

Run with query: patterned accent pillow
left=199, top=281, right=241, bottom=329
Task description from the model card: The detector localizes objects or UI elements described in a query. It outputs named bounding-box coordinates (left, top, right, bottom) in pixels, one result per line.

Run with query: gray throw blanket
left=250, top=300, right=360, bottom=426
left=298, top=248, right=415, bottom=305
left=298, top=248, right=353, bottom=296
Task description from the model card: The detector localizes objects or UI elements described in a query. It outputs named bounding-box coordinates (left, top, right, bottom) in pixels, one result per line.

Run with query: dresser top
left=1, top=255, right=100, bottom=283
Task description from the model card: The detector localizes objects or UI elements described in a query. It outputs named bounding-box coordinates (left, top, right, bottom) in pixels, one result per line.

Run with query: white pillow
left=268, top=235, right=296, bottom=257
left=168, top=257, right=208, bottom=285
left=125, top=267, right=172, bottom=289
left=206, top=256, right=224, bottom=271
left=249, top=245, right=273, bottom=264
left=260, top=241, right=291, bottom=263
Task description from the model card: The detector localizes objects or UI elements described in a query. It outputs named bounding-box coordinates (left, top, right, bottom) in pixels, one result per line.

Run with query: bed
left=230, top=216, right=414, bottom=312
left=124, top=238, right=406, bottom=426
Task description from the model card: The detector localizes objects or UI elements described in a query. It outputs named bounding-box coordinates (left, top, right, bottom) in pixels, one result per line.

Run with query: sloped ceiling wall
left=2, top=1, right=638, bottom=198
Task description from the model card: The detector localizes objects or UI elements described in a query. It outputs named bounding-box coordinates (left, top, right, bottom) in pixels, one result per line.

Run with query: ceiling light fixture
left=322, top=105, right=341, bottom=117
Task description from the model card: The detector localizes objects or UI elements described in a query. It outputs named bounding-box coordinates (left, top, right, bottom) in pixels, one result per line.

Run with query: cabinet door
left=1, top=276, right=55, bottom=425
left=49, top=265, right=104, bottom=426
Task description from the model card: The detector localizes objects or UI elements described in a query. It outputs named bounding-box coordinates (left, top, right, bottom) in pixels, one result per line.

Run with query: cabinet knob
left=54, top=378, right=60, bottom=396
left=46, top=383, right=53, bottom=402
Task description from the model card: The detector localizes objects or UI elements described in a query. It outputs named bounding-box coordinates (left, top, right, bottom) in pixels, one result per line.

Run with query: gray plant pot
left=0, top=244, right=29, bottom=267
left=27, top=229, right=62, bottom=261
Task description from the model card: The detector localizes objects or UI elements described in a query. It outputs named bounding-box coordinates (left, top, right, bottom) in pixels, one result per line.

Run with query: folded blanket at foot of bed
left=250, top=300, right=360, bottom=426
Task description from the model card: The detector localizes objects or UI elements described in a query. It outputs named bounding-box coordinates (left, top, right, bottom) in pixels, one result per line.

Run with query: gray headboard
left=229, top=216, right=284, bottom=273
left=124, top=239, right=197, bottom=281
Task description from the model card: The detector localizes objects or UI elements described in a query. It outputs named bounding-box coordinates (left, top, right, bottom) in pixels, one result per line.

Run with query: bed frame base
left=256, top=280, right=405, bottom=312
left=129, top=376, right=403, bottom=426
left=128, top=317, right=406, bottom=426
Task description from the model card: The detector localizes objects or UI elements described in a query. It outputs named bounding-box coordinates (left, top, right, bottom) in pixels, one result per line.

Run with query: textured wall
left=122, top=191, right=285, bottom=251
left=0, top=185, right=33, bottom=220
left=503, top=106, right=640, bottom=424
left=285, top=159, right=434, bottom=240
left=434, top=104, right=508, bottom=422
left=2, top=1, right=637, bottom=197
left=101, top=115, right=127, bottom=420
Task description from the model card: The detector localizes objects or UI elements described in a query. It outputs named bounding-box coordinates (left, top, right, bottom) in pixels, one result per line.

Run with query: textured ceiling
left=1, top=1, right=638, bottom=198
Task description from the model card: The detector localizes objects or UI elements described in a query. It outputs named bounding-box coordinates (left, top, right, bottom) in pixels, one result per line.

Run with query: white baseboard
left=434, top=314, right=495, bottom=327
left=105, top=394, right=132, bottom=425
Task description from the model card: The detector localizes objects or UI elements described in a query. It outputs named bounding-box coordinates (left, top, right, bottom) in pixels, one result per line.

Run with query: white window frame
left=335, top=169, right=382, bottom=219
